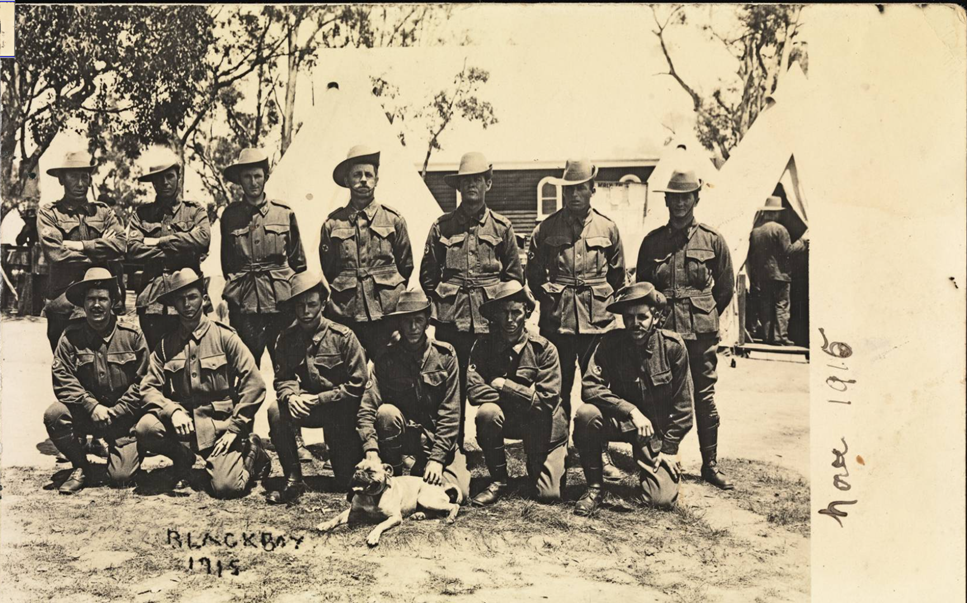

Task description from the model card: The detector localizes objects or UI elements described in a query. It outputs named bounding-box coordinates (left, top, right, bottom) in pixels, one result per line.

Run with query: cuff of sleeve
left=157, top=235, right=173, bottom=248
left=362, top=441, right=380, bottom=454
left=226, top=418, right=245, bottom=435
left=82, top=240, right=95, bottom=254
left=83, top=397, right=100, bottom=414
left=428, top=449, right=449, bottom=465
left=661, top=440, right=680, bottom=455
left=317, top=391, right=337, bottom=406
left=501, top=380, right=535, bottom=407
left=616, top=401, right=638, bottom=419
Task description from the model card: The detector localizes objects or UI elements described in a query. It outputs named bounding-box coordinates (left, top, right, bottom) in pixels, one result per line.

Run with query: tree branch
left=650, top=5, right=702, bottom=112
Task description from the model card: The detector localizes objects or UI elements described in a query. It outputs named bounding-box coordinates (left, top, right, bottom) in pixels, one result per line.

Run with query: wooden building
left=422, top=159, right=657, bottom=245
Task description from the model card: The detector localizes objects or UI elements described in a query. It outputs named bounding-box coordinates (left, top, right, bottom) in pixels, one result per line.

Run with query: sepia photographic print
left=0, top=4, right=964, bottom=603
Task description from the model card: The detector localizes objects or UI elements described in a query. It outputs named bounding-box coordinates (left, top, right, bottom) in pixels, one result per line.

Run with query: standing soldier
left=357, top=290, right=471, bottom=505
left=320, top=145, right=413, bottom=356
left=38, top=150, right=127, bottom=351
left=525, top=158, right=626, bottom=480
left=574, top=282, right=693, bottom=514
left=136, top=268, right=271, bottom=498
left=220, top=148, right=311, bottom=461
left=127, top=149, right=211, bottom=351
left=420, top=151, right=523, bottom=407
left=635, top=169, right=735, bottom=490
left=266, top=272, right=368, bottom=504
left=44, top=268, right=149, bottom=494
left=467, top=282, right=568, bottom=506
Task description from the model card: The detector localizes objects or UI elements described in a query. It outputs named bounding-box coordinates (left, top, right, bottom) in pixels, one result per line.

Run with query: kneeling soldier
left=45, top=268, right=148, bottom=494
left=267, top=272, right=367, bottom=503
left=574, top=282, right=693, bottom=515
left=136, top=268, right=270, bottom=498
left=468, top=282, right=568, bottom=506
left=357, top=290, right=471, bottom=504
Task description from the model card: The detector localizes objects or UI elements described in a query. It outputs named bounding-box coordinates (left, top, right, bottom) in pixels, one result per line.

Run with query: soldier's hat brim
left=65, top=268, right=119, bottom=307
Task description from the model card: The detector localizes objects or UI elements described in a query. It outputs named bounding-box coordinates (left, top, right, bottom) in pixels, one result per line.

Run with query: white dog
left=316, top=457, right=460, bottom=547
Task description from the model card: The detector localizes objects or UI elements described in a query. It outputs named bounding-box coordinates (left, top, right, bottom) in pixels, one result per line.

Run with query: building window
left=537, top=176, right=561, bottom=221
left=619, top=174, right=641, bottom=184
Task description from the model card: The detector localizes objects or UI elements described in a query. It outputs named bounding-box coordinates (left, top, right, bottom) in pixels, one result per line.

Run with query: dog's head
left=350, top=457, right=394, bottom=497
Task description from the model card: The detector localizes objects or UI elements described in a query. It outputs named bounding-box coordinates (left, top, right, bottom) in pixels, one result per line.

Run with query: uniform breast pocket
left=330, top=227, right=357, bottom=259
left=199, top=354, right=230, bottom=392
left=649, top=370, right=672, bottom=397
left=59, top=218, right=82, bottom=239
left=585, top=237, right=612, bottom=273
left=685, top=248, right=715, bottom=287
left=264, top=222, right=290, bottom=256
left=75, top=353, right=96, bottom=381
left=229, top=227, right=251, bottom=257
left=85, top=218, right=108, bottom=238
left=477, top=233, right=502, bottom=272
left=441, top=233, right=468, bottom=270
left=106, top=351, right=140, bottom=389
left=421, top=370, right=448, bottom=393
left=370, top=225, right=396, bottom=259
left=312, top=354, right=345, bottom=390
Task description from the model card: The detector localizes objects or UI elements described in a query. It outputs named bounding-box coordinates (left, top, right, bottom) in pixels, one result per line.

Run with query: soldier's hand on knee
left=630, top=409, right=654, bottom=440
left=289, top=394, right=314, bottom=420
left=490, top=378, right=506, bottom=390
left=654, top=453, right=681, bottom=479
left=172, top=410, right=194, bottom=437
left=210, top=432, right=237, bottom=457
left=423, top=461, right=444, bottom=487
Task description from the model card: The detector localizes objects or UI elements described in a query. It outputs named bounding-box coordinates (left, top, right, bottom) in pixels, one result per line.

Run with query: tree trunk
left=281, top=20, right=299, bottom=157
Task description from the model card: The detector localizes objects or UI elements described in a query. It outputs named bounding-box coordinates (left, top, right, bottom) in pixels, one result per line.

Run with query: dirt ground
left=0, top=314, right=810, bottom=602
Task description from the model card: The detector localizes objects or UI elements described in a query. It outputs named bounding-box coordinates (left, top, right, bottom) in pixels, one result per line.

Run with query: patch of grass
left=718, top=458, right=810, bottom=537
left=422, top=571, right=480, bottom=596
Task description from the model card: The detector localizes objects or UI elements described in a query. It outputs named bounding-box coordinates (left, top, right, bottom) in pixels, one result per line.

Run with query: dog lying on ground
left=315, top=457, right=460, bottom=547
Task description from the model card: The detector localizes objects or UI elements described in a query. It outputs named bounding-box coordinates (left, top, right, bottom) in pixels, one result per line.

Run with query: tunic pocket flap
left=590, top=283, right=614, bottom=299
left=650, top=370, right=672, bottom=387
left=314, top=354, right=344, bottom=370
left=200, top=355, right=228, bottom=371
left=330, top=228, right=356, bottom=240
left=434, top=281, right=459, bottom=300
left=422, top=370, right=448, bottom=387
left=230, top=227, right=249, bottom=237
left=586, top=236, right=612, bottom=249
left=372, top=271, right=404, bottom=287
left=685, top=248, right=715, bottom=262
left=330, top=274, right=358, bottom=292
left=440, top=233, right=466, bottom=246
left=106, top=352, right=139, bottom=365
left=688, top=294, right=716, bottom=314
left=211, top=399, right=234, bottom=417
left=163, top=359, right=186, bottom=374
left=478, top=233, right=501, bottom=247
left=264, top=223, right=290, bottom=234
left=76, top=353, right=95, bottom=366
left=370, top=225, right=395, bottom=239
left=545, top=235, right=571, bottom=247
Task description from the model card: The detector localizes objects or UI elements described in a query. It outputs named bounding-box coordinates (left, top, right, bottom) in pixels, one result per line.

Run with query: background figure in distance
left=635, top=168, right=735, bottom=490
left=37, top=150, right=127, bottom=351
left=574, top=283, right=693, bottom=515
left=267, top=271, right=367, bottom=503
left=126, top=149, right=211, bottom=351
left=747, top=196, right=807, bottom=346
left=44, top=268, right=148, bottom=494
left=320, top=145, right=413, bottom=358
left=525, top=158, right=626, bottom=481
left=467, top=281, right=568, bottom=506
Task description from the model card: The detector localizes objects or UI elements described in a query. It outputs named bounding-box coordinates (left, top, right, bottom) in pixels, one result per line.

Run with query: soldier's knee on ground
left=106, top=444, right=140, bottom=485
left=639, top=468, right=679, bottom=510
left=209, top=468, right=248, bottom=499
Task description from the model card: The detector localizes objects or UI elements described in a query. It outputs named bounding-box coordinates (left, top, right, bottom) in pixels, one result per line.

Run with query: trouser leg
left=374, top=404, right=406, bottom=475
left=344, top=320, right=389, bottom=361
left=573, top=404, right=605, bottom=487
left=44, top=401, right=89, bottom=469
left=267, top=399, right=302, bottom=481
left=264, top=312, right=290, bottom=369
left=474, top=403, right=508, bottom=482
left=205, top=436, right=249, bottom=499
left=321, top=407, right=364, bottom=492
left=626, top=434, right=679, bottom=508
left=529, top=444, right=566, bottom=502
left=756, top=281, right=774, bottom=342
left=229, top=305, right=268, bottom=369
left=543, top=332, right=576, bottom=424
left=686, top=337, right=721, bottom=455
left=774, top=281, right=791, bottom=342
left=135, top=414, right=195, bottom=473
left=106, top=439, right=141, bottom=485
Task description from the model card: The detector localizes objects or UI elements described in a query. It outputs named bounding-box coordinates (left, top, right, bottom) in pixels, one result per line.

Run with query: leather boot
left=701, top=447, right=734, bottom=490
left=602, top=446, right=624, bottom=483
left=574, top=485, right=604, bottom=517
left=59, top=466, right=90, bottom=494
left=380, top=433, right=404, bottom=476
left=244, top=434, right=272, bottom=484
left=471, top=480, right=509, bottom=506
left=267, top=477, right=307, bottom=504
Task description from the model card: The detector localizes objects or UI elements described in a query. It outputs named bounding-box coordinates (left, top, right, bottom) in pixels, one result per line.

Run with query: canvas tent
left=201, top=80, right=443, bottom=307
left=699, top=63, right=813, bottom=348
